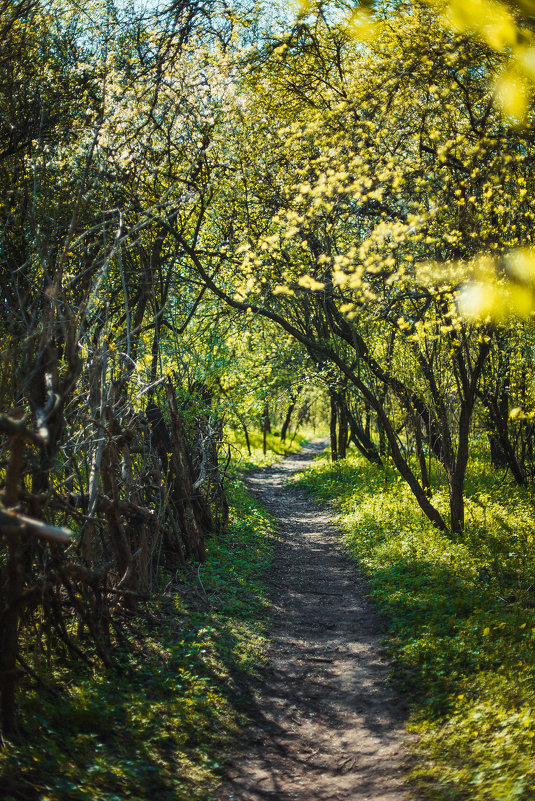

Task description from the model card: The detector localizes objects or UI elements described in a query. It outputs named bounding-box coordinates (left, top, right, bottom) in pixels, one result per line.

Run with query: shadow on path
left=218, top=441, right=410, bottom=801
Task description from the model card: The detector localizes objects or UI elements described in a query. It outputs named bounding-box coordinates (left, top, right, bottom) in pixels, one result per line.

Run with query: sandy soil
left=218, top=440, right=411, bottom=801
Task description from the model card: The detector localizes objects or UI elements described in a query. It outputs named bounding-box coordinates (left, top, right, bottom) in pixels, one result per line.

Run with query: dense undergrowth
left=294, top=449, right=535, bottom=801
left=0, top=436, right=283, bottom=801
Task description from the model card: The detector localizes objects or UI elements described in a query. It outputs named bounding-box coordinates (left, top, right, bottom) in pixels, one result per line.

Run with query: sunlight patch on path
left=218, top=441, right=410, bottom=801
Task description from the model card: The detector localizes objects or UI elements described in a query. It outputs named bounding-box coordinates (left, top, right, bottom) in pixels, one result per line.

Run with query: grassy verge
left=293, top=449, right=535, bottom=801
left=226, top=427, right=309, bottom=472
left=0, top=477, right=276, bottom=801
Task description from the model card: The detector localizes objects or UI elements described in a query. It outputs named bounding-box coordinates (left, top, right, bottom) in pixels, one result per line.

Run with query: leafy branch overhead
left=2, top=1, right=535, bottom=799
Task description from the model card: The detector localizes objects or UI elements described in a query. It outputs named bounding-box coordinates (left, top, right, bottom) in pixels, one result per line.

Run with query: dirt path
left=219, top=440, right=410, bottom=801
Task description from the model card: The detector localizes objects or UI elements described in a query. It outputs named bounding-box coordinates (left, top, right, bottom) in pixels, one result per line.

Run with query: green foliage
left=227, top=427, right=310, bottom=471
left=3, top=0, right=535, bottom=793
left=294, top=450, right=535, bottom=800
left=0, top=478, right=276, bottom=801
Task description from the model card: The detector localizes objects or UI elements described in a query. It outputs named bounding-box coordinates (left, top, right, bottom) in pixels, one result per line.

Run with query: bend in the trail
left=219, top=440, right=410, bottom=801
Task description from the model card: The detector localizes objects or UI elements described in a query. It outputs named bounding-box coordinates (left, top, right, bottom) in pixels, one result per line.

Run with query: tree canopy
left=2, top=0, right=535, bottom=786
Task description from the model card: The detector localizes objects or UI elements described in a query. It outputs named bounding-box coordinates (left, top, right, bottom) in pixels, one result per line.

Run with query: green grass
left=293, top=449, right=535, bottom=801
left=0, top=477, right=277, bottom=801
left=226, top=426, right=309, bottom=471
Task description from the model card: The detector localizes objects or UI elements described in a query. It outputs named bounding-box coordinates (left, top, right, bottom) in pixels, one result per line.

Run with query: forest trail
left=218, top=440, right=410, bottom=801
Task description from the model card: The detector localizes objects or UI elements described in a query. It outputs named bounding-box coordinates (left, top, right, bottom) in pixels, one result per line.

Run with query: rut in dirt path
left=219, top=440, right=411, bottom=801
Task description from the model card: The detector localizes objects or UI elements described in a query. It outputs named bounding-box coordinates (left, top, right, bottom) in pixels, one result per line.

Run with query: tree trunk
left=166, top=385, right=208, bottom=561
left=365, top=407, right=372, bottom=440
left=280, top=398, right=296, bottom=442
left=330, top=394, right=338, bottom=461
left=449, top=404, right=470, bottom=535
left=488, top=430, right=508, bottom=468
left=377, top=415, right=387, bottom=456
left=414, top=415, right=431, bottom=496
left=262, top=403, right=270, bottom=456
left=448, top=338, right=491, bottom=534
left=346, top=407, right=382, bottom=465
left=100, top=413, right=133, bottom=583
left=0, top=433, right=25, bottom=739
left=242, top=422, right=252, bottom=456
left=488, top=410, right=525, bottom=484
left=353, top=380, right=448, bottom=531
left=338, top=402, right=348, bottom=459
left=0, top=528, right=23, bottom=739
left=147, top=391, right=208, bottom=563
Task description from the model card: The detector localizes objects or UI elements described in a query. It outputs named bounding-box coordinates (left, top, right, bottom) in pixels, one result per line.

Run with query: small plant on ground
left=294, top=450, right=535, bottom=801
left=0, top=478, right=276, bottom=801
left=226, top=427, right=310, bottom=471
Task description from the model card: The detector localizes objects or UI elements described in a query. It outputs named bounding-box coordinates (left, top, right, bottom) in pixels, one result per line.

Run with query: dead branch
left=0, top=510, right=72, bottom=544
